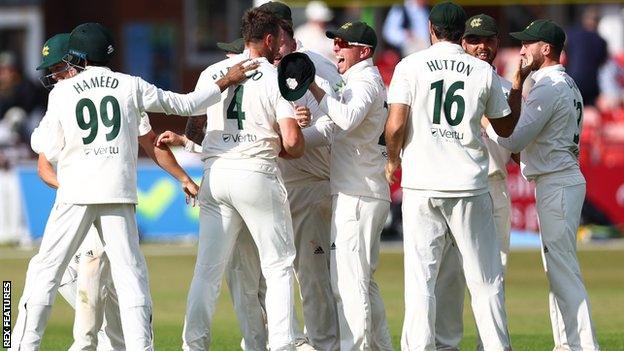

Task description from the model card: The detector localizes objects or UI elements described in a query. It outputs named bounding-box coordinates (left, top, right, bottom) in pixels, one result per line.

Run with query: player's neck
left=538, top=58, right=560, bottom=71
left=247, top=42, right=268, bottom=60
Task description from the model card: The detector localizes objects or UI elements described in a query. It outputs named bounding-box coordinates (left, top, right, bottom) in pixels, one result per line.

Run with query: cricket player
left=307, top=21, right=393, bottom=350
left=181, top=9, right=303, bottom=351
left=434, top=14, right=514, bottom=350
left=10, top=22, right=253, bottom=350
left=384, top=2, right=526, bottom=350
left=485, top=19, right=600, bottom=351
left=33, top=32, right=125, bottom=351
left=168, top=4, right=340, bottom=350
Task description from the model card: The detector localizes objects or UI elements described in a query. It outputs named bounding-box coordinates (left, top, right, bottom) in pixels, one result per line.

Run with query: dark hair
left=279, top=20, right=294, bottom=39
left=432, top=23, right=465, bottom=43
left=550, top=44, right=563, bottom=60
left=242, top=9, right=280, bottom=43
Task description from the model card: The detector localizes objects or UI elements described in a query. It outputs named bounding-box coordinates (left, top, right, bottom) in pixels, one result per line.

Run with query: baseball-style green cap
left=463, top=14, right=498, bottom=38
left=37, top=33, right=69, bottom=70
left=278, top=52, right=316, bottom=101
left=67, top=22, right=115, bottom=64
left=510, top=19, right=566, bottom=49
left=217, top=38, right=244, bottom=54
left=429, top=1, right=467, bottom=31
left=326, top=21, right=377, bottom=50
left=258, top=1, right=292, bottom=24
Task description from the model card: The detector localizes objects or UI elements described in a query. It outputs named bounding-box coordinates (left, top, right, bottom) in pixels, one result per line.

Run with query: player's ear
left=541, top=43, right=551, bottom=57
left=360, top=46, right=372, bottom=60
left=264, top=33, right=273, bottom=49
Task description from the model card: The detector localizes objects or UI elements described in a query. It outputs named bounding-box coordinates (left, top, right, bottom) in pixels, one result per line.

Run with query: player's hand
left=516, top=55, right=534, bottom=83
left=385, top=159, right=401, bottom=185
left=294, top=105, right=311, bottom=128
left=156, top=131, right=186, bottom=147
left=182, top=177, right=199, bottom=207
left=226, top=59, right=260, bottom=85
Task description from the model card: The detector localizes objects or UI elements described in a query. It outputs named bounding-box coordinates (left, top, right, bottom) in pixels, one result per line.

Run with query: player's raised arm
left=136, top=60, right=258, bottom=117
left=278, top=117, right=305, bottom=158
left=488, top=58, right=531, bottom=137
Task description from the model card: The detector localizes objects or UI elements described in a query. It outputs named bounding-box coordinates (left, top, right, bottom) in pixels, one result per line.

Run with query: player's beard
left=477, top=47, right=497, bottom=65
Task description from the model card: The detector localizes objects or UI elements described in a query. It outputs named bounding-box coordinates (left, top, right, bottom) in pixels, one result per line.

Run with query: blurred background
left=1, top=0, right=623, bottom=247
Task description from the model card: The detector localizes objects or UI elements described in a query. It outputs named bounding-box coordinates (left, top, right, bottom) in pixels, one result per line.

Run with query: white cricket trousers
left=182, top=161, right=297, bottom=351
left=67, top=228, right=124, bottom=351
left=226, top=180, right=338, bottom=350
left=534, top=170, right=599, bottom=351
left=10, top=203, right=153, bottom=351
left=401, top=190, right=510, bottom=351
left=331, top=194, right=393, bottom=351
left=434, top=177, right=511, bottom=350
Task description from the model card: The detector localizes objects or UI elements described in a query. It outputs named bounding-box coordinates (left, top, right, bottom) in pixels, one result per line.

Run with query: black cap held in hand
left=510, top=19, right=566, bottom=49
left=278, top=52, right=316, bottom=102
left=326, top=21, right=377, bottom=50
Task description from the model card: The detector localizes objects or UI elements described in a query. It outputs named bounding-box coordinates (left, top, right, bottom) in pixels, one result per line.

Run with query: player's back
left=49, top=66, right=150, bottom=204
left=392, top=41, right=510, bottom=193
left=200, top=53, right=293, bottom=167
left=521, top=66, right=584, bottom=179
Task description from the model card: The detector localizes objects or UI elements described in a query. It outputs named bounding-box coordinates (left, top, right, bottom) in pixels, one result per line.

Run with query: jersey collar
left=342, top=58, right=373, bottom=82
left=531, top=64, right=565, bottom=84
left=430, top=41, right=465, bottom=55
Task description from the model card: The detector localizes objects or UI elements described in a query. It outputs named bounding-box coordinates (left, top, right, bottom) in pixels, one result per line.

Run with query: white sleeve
left=135, top=76, right=221, bottom=116
left=318, top=78, right=376, bottom=132
left=387, top=61, right=412, bottom=106
left=487, top=84, right=554, bottom=153
left=484, top=70, right=511, bottom=119
left=303, top=115, right=334, bottom=148
left=32, top=94, right=65, bottom=161
left=275, top=93, right=296, bottom=121
left=138, top=112, right=152, bottom=137
left=184, top=139, right=203, bottom=154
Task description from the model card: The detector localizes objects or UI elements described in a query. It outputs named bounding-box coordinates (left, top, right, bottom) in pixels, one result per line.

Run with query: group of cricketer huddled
left=9, top=0, right=600, bottom=350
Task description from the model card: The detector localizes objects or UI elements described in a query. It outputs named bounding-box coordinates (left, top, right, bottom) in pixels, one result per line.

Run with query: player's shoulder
left=497, top=74, right=512, bottom=92
left=199, top=53, right=248, bottom=82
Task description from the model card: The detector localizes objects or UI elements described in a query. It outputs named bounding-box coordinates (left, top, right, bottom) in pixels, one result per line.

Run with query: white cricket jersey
left=278, top=48, right=344, bottom=187
left=318, top=58, right=390, bottom=201
left=196, top=53, right=295, bottom=166
left=487, top=65, right=583, bottom=181
left=484, top=74, right=512, bottom=179
left=35, top=65, right=222, bottom=204
left=387, top=42, right=510, bottom=196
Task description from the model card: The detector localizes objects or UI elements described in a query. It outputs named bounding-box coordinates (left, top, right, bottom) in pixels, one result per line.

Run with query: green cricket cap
left=326, top=21, right=377, bottom=50
left=217, top=38, right=244, bottom=54
left=463, top=14, right=498, bottom=38
left=510, top=19, right=566, bottom=49
left=258, top=1, right=292, bottom=24
left=429, top=1, right=467, bottom=31
left=37, top=33, right=69, bottom=70
left=278, top=52, right=316, bottom=102
left=67, top=22, right=115, bottom=64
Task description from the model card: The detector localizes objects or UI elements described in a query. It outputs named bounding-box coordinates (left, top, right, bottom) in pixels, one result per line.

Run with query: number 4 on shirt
left=227, top=85, right=245, bottom=129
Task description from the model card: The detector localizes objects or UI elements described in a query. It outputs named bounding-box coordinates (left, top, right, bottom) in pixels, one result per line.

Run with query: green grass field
left=2, top=245, right=623, bottom=350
